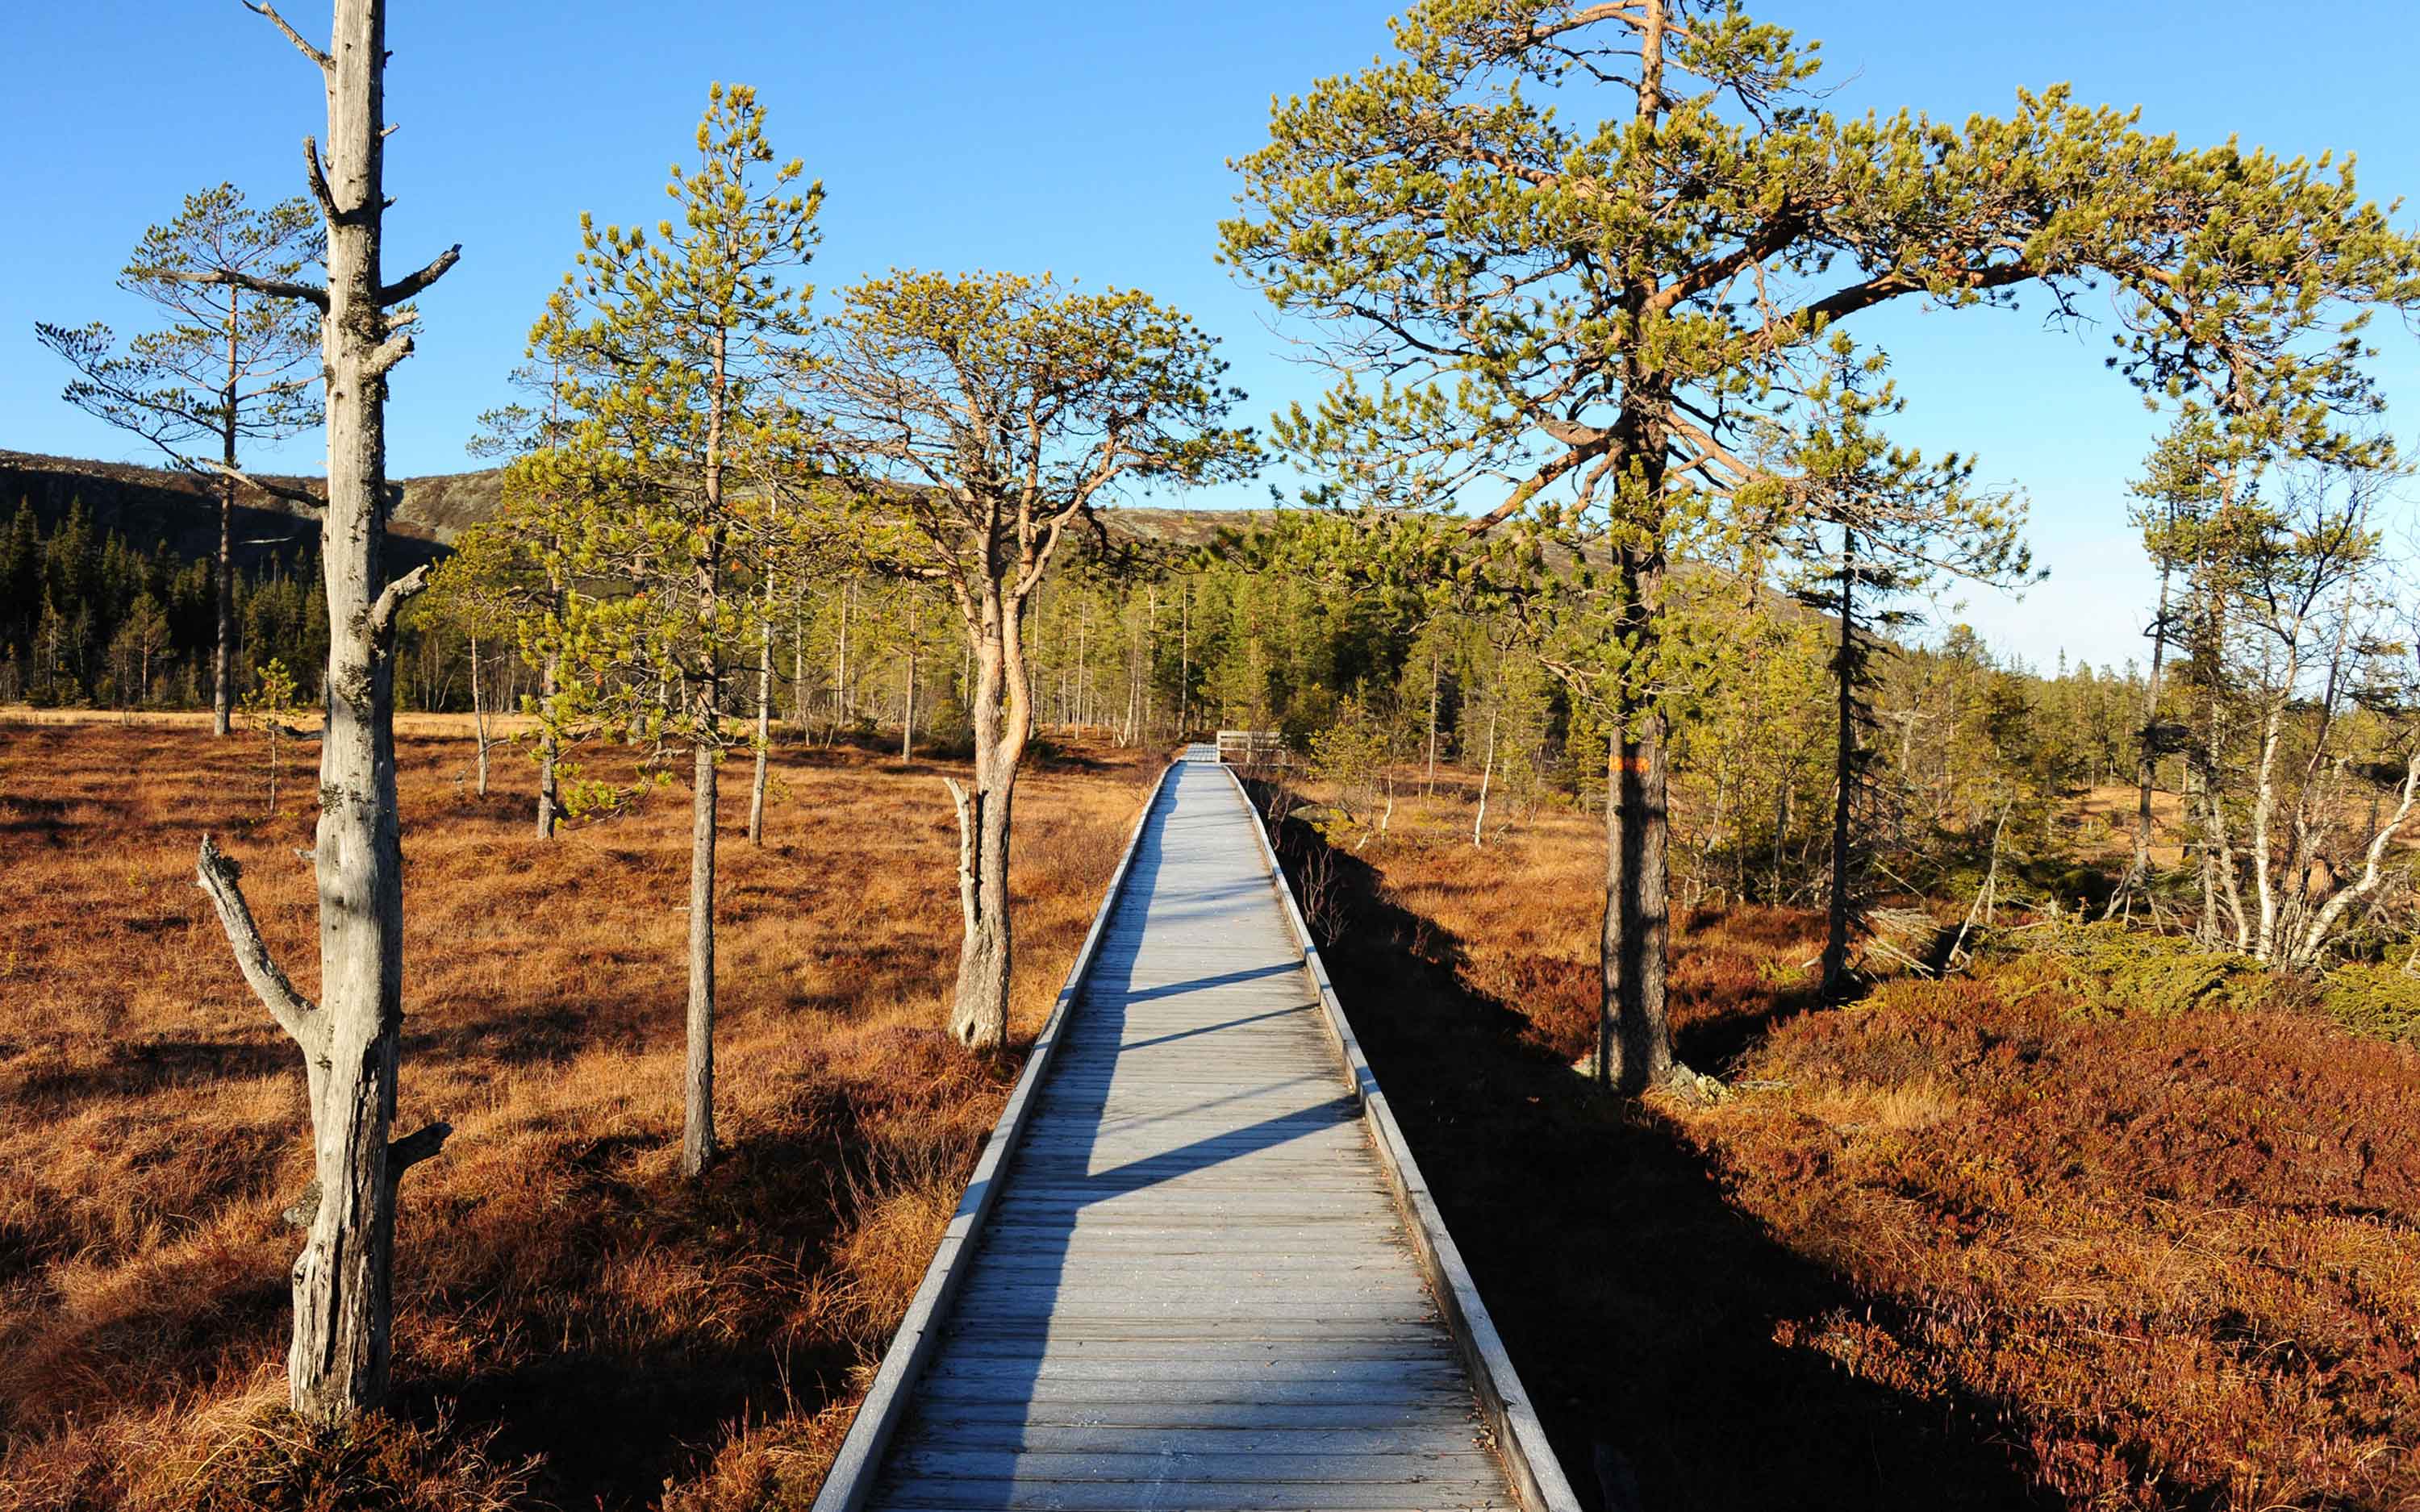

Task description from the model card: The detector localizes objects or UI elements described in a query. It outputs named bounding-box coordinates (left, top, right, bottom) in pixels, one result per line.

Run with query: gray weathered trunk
left=193, top=0, right=457, bottom=1428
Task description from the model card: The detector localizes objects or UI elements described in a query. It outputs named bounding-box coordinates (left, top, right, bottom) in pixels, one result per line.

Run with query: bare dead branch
left=196, top=834, right=328, bottom=1057
left=303, top=136, right=340, bottom=222
left=379, top=244, right=461, bottom=306
left=386, top=1121, right=452, bottom=1182
left=365, top=331, right=415, bottom=380
left=241, top=0, right=332, bottom=71
left=198, top=457, right=325, bottom=509
left=155, top=265, right=330, bottom=311
left=368, top=563, right=432, bottom=640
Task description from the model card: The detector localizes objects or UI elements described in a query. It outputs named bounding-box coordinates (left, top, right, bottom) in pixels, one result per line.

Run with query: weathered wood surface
left=862, top=761, right=1520, bottom=1512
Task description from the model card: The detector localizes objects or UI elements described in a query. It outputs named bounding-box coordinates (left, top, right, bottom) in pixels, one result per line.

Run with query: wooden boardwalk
left=834, top=756, right=1544, bottom=1512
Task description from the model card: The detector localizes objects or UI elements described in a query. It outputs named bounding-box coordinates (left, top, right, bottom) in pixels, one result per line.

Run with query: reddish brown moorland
left=1278, top=784, right=2420, bottom=1512
left=0, top=718, right=1157, bottom=1510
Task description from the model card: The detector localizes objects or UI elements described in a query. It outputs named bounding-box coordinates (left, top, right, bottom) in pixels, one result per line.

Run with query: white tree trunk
left=1472, top=694, right=1499, bottom=848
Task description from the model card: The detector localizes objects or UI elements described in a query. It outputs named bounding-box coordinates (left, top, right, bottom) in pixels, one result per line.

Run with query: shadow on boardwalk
left=1270, top=812, right=2047, bottom=1512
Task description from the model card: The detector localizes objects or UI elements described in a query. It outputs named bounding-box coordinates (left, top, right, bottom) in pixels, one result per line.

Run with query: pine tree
left=809, top=270, right=1254, bottom=1050
left=538, top=81, right=823, bottom=1173
left=36, top=183, right=323, bottom=735
left=1222, top=0, right=2420, bottom=1092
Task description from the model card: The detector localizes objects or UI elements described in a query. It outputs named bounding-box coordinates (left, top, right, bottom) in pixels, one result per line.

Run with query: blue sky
left=4, top=0, right=2414, bottom=673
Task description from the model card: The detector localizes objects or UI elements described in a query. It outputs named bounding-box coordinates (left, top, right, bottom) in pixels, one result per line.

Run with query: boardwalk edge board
left=1217, top=763, right=1588, bottom=1512
left=810, top=756, right=1182, bottom=1512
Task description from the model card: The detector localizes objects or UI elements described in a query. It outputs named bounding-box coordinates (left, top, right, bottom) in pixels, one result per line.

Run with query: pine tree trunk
left=685, top=737, right=718, bottom=1174
left=469, top=631, right=489, bottom=797
left=748, top=581, right=771, bottom=846
left=1425, top=642, right=1440, bottom=795
left=683, top=308, right=730, bottom=1176
left=215, top=341, right=238, bottom=737
left=903, top=595, right=918, bottom=762
left=1820, top=534, right=1857, bottom=998
left=1596, top=508, right=1676, bottom=1093
left=947, top=590, right=1028, bottom=1052
left=194, top=0, right=454, bottom=1427
left=791, top=589, right=808, bottom=739
left=836, top=578, right=853, bottom=728
left=536, top=585, right=561, bottom=839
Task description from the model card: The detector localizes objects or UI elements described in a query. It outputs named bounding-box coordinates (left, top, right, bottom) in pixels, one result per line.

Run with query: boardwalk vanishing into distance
left=816, top=752, right=1571, bottom=1512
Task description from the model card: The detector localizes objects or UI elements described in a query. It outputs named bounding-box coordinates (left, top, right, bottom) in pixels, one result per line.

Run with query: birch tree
left=36, top=185, right=323, bottom=736
left=807, top=271, right=1254, bottom=1050
left=186, top=0, right=461, bottom=1427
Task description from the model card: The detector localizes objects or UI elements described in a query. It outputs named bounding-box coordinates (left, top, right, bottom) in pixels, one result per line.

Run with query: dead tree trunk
left=192, top=0, right=458, bottom=1428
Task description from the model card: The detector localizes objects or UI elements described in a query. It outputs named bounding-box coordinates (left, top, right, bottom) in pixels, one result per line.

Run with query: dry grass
left=0, top=720, right=1158, bottom=1510
left=1282, top=777, right=2420, bottom=1511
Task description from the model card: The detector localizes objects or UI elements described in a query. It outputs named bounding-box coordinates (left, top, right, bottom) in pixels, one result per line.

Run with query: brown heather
left=1281, top=782, right=2420, bottom=1512
left=0, top=718, right=1156, bottom=1510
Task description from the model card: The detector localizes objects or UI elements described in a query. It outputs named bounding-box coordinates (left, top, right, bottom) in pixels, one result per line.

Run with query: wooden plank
left=905, top=1402, right=1479, bottom=1432
left=807, top=761, right=1179, bottom=1512
left=896, top=1424, right=1490, bottom=1457
left=891, top=1448, right=1505, bottom=1483
left=841, top=762, right=1538, bottom=1512
left=875, top=1482, right=1510, bottom=1511
left=1212, top=763, right=1583, bottom=1512
left=918, top=1358, right=1475, bottom=1388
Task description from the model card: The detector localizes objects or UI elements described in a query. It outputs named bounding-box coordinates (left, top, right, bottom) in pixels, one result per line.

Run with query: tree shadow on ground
left=1275, top=818, right=2046, bottom=1512
left=394, top=1089, right=887, bottom=1510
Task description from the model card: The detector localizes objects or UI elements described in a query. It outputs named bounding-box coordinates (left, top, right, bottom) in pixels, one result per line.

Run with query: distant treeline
left=0, top=498, right=325, bottom=709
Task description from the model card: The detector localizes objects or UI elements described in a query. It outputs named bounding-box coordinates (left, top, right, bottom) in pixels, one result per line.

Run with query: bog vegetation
left=9, top=0, right=2420, bottom=1507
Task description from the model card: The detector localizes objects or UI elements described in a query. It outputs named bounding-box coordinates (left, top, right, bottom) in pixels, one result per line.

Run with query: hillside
left=0, top=449, right=1258, bottom=572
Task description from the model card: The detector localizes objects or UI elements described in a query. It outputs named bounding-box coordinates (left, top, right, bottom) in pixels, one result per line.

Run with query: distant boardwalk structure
left=815, top=760, right=1576, bottom=1512
left=1213, top=729, right=1287, bottom=766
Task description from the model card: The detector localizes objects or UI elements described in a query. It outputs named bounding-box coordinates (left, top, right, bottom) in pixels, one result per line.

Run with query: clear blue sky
left=4, top=0, right=2414, bottom=673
